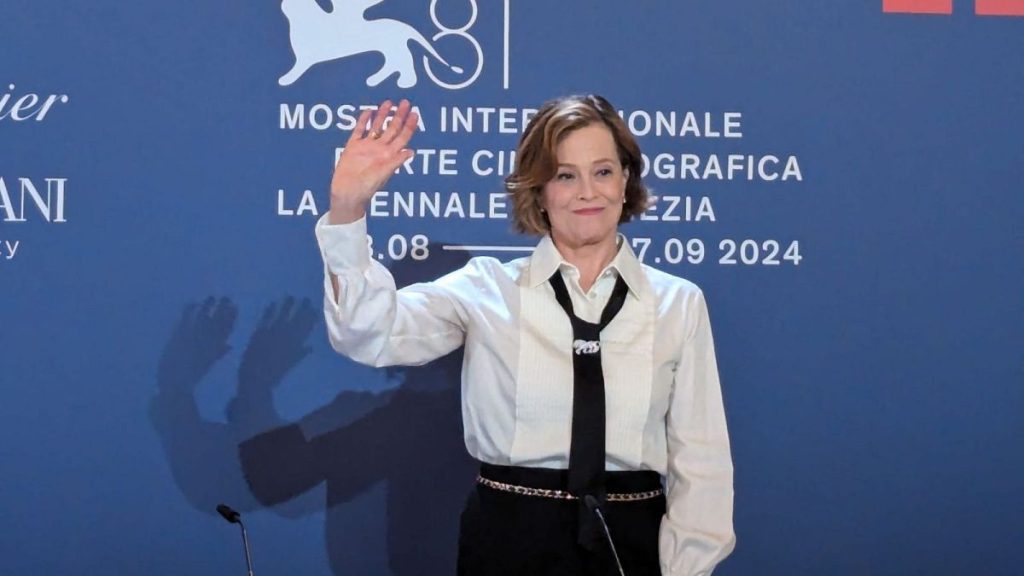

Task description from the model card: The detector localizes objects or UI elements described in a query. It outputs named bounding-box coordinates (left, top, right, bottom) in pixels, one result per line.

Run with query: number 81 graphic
left=423, top=0, right=512, bottom=90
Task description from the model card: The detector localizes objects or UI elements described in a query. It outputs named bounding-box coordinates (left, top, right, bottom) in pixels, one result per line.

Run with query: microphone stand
left=585, top=495, right=626, bottom=576
left=236, top=519, right=254, bottom=576
left=217, top=503, right=254, bottom=576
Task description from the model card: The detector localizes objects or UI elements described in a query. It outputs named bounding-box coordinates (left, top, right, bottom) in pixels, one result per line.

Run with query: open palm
left=329, top=99, right=419, bottom=223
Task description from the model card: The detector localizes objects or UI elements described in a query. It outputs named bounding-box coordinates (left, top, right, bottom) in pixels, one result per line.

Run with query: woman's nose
left=576, top=178, right=596, bottom=200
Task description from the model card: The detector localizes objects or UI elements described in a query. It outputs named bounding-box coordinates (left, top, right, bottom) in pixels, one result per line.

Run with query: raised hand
left=329, top=99, right=418, bottom=224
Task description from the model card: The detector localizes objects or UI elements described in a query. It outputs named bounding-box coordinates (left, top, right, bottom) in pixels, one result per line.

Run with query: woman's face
left=541, top=123, right=628, bottom=253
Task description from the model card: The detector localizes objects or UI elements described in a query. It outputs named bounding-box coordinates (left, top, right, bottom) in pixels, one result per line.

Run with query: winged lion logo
left=279, top=0, right=465, bottom=87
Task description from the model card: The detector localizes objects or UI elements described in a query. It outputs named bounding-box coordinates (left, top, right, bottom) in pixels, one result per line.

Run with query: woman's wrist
left=327, top=197, right=366, bottom=225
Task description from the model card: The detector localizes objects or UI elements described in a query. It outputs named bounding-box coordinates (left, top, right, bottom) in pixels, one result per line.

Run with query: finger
left=385, top=148, right=416, bottom=173
left=346, top=108, right=373, bottom=145
left=201, top=296, right=216, bottom=318
left=369, top=100, right=393, bottom=137
left=389, top=110, right=419, bottom=152
left=279, top=296, right=296, bottom=323
left=382, top=99, right=411, bottom=143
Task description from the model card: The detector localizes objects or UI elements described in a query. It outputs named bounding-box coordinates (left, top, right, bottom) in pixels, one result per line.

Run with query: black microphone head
left=216, top=503, right=241, bottom=524
left=583, top=494, right=600, bottom=511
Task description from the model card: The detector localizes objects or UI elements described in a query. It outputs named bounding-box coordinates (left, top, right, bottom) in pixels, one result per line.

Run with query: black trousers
left=457, top=464, right=666, bottom=576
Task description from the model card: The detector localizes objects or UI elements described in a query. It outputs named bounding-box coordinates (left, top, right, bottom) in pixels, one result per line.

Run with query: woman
left=316, top=95, right=734, bottom=575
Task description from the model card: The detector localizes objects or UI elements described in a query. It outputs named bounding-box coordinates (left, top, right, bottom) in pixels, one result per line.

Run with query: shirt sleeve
left=659, top=289, right=736, bottom=575
left=315, top=214, right=467, bottom=367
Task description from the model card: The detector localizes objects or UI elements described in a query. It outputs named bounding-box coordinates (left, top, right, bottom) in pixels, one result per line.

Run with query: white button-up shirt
left=316, top=215, right=735, bottom=575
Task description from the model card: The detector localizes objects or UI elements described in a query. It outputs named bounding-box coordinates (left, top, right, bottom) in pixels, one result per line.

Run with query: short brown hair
left=505, top=94, right=648, bottom=235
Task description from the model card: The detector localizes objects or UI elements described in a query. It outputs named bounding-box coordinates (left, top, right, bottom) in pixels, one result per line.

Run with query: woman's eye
left=556, top=172, right=574, bottom=181
left=596, top=168, right=613, bottom=177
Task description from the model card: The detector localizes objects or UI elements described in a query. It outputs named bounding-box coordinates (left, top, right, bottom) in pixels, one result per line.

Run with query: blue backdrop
left=3, top=1, right=1022, bottom=574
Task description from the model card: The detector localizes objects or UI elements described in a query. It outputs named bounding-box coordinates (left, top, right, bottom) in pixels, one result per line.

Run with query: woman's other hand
left=328, top=99, right=418, bottom=224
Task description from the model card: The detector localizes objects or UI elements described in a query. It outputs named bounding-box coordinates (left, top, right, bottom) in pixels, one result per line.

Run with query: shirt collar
left=528, top=234, right=648, bottom=300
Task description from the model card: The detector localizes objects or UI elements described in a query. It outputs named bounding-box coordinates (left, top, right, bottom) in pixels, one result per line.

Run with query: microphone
left=216, top=503, right=254, bottom=576
left=217, top=504, right=240, bottom=524
left=584, top=495, right=626, bottom=576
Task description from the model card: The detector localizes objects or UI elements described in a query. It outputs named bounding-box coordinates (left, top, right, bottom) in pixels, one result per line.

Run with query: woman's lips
left=573, top=207, right=604, bottom=215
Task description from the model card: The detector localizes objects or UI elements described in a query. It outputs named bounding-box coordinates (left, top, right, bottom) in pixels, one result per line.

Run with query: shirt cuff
left=315, top=213, right=370, bottom=274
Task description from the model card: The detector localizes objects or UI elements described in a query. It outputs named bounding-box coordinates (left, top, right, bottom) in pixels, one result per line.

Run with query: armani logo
left=573, top=340, right=601, bottom=355
left=0, top=177, right=67, bottom=223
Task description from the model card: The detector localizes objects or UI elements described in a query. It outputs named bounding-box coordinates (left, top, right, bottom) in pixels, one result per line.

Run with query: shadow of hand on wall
left=149, top=297, right=259, bottom=511
left=239, top=244, right=477, bottom=575
left=149, top=296, right=388, bottom=517
left=241, top=348, right=472, bottom=576
left=151, top=243, right=476, bottom=576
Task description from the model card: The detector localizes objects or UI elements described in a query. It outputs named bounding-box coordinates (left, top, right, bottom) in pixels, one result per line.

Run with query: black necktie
left=549, top=271, right=630, bottom=550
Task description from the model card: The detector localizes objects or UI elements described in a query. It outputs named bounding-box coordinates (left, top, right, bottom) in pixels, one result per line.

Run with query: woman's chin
left=554, top=229, right=618, bottom=251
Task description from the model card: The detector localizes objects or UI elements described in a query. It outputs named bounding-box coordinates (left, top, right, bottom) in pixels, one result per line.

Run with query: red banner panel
left=883, top=0, right=953, bottom=13
left=976, top=0, right=1024, bottom=15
